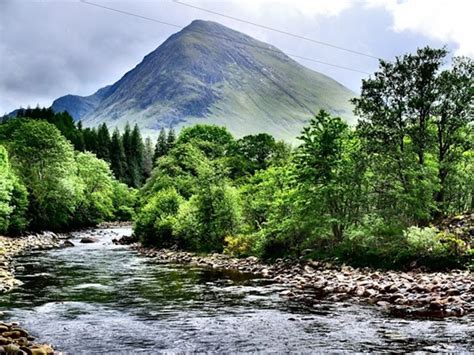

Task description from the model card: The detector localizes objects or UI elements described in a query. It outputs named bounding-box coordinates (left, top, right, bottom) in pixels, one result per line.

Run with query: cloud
left=367, top=0, right=474, bottom=56
left=0, top=0, right=471, bottom=114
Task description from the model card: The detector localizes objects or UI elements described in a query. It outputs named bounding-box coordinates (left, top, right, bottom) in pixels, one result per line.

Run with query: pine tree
left=122, top=123, right=133, bottom=186
left=110, top=128, right=126, bottom=181
left=96, top=123, right=111, bottom=162
left=167, top=127, right=176, bottom=151
left=130, top=124, right=145, bottom=187
left=73, top=121, right=85, bottom=151
left=153, top=128, right=168, bottom=164
left=83, top=127, right=98, bottom=153
left=143, top=137, right=154, bottom=180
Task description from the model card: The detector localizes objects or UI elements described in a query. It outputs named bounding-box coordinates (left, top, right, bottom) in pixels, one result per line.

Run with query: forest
left=0, top=47, right=473, bottom=269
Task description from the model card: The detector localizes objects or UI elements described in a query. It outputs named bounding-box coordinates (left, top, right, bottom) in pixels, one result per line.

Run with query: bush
left=223, top=234, right=258, bottom=257
left=134, top=188, right=183, bottom=247
left=174, top=182, right=243, bottom=253
left=112, top=182, right=137, bottom=221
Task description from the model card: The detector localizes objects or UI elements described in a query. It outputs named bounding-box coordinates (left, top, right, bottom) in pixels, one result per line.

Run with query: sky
left=0, top=0, right=473, bottom=114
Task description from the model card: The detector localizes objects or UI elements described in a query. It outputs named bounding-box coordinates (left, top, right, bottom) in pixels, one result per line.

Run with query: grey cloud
left=0, top=0, right=460, bottom=113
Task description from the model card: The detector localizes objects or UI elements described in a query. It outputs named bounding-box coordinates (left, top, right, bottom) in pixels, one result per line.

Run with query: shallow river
left=1, top=227, right=473, bottom=353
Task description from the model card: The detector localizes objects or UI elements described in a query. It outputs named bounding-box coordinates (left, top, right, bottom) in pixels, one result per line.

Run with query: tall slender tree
left=110, top=128, right=126, bottom=181
left=167, top=127, right=176, bottom=151
left=130, top=124, right=145, bottom=187
left=143, top=137, right=154, bottom=180
left=153, top=128, right=168, bottom=164
left=96, top=123, right=111, bottom=162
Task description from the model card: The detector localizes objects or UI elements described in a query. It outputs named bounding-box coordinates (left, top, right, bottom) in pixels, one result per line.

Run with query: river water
left=1, top=227, right=473, bottom=353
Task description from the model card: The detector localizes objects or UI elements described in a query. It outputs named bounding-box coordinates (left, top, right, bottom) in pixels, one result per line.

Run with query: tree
left=167, top=127, right=176, bottom=151
left=433, top=56, right=474, bottom=212
left=353, top=47, right=472, bottom=222
left=174, top=163, right=242, bottom=252
left=176, top=124, right=235, bottom=159
left=229, top=133, right=278, bottom=178
left=2, top=120, right=82, bottom=230
left=110, top=128, right=126, bottom=181
left=74, top=152, right=115, bottom=226
left=96, top=123, right=111, bottom=162
left=0, top=145, right=28, bottom=234
left=143, top=137, right=154, bottom=179
left=296, top=110, right=367, bottom=242
left=130, top=124, right=145, bottom=187
left=153, top=128, right=168, bottom=163
left=122, top=123, right=133, bottom=186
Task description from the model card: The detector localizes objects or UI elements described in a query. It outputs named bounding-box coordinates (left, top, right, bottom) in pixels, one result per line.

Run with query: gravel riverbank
left=130, top=244, right=473, bottom=319
left=0, top=232, right=67, bottom=354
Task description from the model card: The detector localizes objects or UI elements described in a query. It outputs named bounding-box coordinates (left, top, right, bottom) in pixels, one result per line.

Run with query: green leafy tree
left=2, top=120, right=82, bottom=230
left=296, top=110, right=367, bottom=242
left=74, top=152, right=115, bottom=226
left=0, top=145, right=27, bottom=234
left=176, top=124, right=235, bottom=159
left=433, top=56, right=474, bottom=212
left=174, top=163, right=242, bottom=252
left=135, top=187, right=183, bottom=247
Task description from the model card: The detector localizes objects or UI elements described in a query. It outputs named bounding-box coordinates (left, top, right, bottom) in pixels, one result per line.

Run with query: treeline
left=13, top=108, right=176, bottom=188
left=0, top=118, right=136, bottom=233
left=134, top=47, right=473, bottom=269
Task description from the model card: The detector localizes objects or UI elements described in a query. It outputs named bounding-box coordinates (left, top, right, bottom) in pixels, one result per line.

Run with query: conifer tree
left=167, top=127, right=176, bottom=151
left=130, top=124, right=145, bottom=187
left=110, top=128, right=126, bottom=181
left=96, top=123, right=111, bottom=162
left=153, top=128, right=168, bottom=164
left=143, top=137, right=154, bottom=179
left=122, top=123, right=133, bottom=186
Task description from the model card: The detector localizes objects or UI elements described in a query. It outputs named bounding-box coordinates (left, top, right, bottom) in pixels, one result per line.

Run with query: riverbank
left=0, top=232, right=66, bottom=354
left=131, top=244, right=473, bottom=318
left=0, top=232, right=67, bottom=294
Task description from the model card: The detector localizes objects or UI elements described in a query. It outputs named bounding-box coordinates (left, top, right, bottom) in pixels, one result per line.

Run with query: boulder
left=80, top=237, right=98, bottom=244
left=60, top=240, right=75, bottom=248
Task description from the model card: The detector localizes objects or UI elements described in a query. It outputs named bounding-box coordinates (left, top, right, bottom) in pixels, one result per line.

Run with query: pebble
left=130, top=242, right=474, bottom=319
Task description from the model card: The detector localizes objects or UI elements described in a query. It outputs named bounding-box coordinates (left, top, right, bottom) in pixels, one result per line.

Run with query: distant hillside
left=52, top=20, right=356, bottom=140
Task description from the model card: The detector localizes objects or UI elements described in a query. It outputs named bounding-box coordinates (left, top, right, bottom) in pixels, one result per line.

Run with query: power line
left=79, top=0, right=371, bottom=75
left=80, top=0, right=182, bottom=28
left=173, top=0, right=382, bottom=61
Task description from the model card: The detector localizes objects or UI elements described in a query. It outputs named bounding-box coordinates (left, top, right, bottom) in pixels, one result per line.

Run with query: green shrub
left=134, top=188, right=183, bottom=247
left=174, top=183, right=243, bottom=253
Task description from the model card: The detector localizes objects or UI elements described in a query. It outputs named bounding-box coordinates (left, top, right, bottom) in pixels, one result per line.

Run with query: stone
left=60, top=240, right=75, bottom=248
left=80, top=237, right=98, bottom=244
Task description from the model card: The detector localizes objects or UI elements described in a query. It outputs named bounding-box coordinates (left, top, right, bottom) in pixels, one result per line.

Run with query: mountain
left=52, top=20, right=356, bottom=140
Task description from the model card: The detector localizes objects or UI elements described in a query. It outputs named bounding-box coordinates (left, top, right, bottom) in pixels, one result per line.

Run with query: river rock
left=80, top=237, right=98, bottom=244
left=60, top=240, right=75, bottom=248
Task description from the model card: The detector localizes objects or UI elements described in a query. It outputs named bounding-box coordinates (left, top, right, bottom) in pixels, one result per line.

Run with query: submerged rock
left=80, top=237, right=98, bottom=244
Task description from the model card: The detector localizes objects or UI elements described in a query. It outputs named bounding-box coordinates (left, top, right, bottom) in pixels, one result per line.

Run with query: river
left=1, top=227, right=473, bottom=353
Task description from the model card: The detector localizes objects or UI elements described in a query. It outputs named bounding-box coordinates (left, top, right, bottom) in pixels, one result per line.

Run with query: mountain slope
left=52, top=20, right=356, bottom=140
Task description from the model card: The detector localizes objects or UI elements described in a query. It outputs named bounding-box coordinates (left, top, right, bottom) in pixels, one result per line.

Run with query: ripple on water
left=1, top=227, right=473, bottom=353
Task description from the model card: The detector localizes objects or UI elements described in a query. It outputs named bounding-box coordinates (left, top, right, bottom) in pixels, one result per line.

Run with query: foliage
left=135, top=187, right=183, bottom=247
left=112, top=182, right=137, bottom=221
left=73, top=152, right=116, bottom=226
left=1, top=119, right=83, bottom=230
left=176, top=124, right=235, bottom=159
left=0, top=118, right=136, bottom=233
left=0, top=145, right=28, bottom=234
